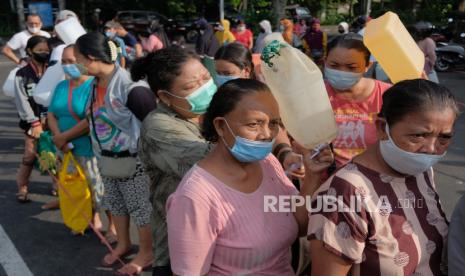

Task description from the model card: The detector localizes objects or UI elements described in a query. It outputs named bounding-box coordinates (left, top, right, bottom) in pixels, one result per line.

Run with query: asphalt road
left=0, top=57, right=464, bottom=275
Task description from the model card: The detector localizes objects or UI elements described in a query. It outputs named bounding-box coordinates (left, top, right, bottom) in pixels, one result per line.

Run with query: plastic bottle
left=363, top=11, right=425, bottom=83
left=260, top=37, right=338, bottom=150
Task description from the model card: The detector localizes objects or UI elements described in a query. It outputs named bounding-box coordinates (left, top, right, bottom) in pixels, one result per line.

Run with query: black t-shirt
left=126, top=86, right=157, bottom=121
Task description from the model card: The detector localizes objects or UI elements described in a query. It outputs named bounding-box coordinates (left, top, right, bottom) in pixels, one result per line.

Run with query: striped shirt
left=308, top=162, right=448, bottom=275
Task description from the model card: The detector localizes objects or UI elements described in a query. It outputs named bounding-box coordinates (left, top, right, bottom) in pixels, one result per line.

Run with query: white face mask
left=379, top=124, right=446, bottom=176
left=27, top=25, right=41, bottom=34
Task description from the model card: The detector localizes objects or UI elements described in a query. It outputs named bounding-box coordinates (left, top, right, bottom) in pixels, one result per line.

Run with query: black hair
left=26, top=36, right=49, bottom=55
left=327, top=33, right=371, bottom=65
left=214, top=42, right=255, bottom=79
left=202, top=79, right=271, bottom=143
left=379, top=79, right=459, bottom=126
left=75, top=32, right=115, bottom=64
left=47, top=37, right=64, bottom=51
left=131, top=45, right=200, bottom=94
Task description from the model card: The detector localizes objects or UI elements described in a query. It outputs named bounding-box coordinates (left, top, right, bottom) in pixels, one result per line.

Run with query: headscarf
left=338, top=22, right=349, bottom=34
left=195, top=22, right=219, bottom=57
left=281, top=19, right=294, bottom=45
left=215, top=19, right=236, bottom=45
left=254, top=20, right=272, bottom=53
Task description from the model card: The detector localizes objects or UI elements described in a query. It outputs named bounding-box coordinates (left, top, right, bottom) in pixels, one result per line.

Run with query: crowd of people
left=3, top=8, right=465, bottom=276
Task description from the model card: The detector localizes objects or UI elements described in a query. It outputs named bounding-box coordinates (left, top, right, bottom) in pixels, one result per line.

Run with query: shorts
left=102, top=163, right=152, bottom=227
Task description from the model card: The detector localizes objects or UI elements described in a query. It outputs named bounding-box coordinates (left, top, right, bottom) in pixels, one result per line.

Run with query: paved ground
left=0, top=56, right=464, bottom=275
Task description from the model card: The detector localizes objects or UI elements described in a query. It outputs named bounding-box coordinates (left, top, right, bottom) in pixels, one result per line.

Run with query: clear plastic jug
left=364, top=12, right=424, bottom=83
left=260, top=39, right=338, bottom=149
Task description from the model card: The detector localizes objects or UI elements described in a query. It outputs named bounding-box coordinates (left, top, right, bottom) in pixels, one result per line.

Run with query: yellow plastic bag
left=58, top=152, right=92, bottom=234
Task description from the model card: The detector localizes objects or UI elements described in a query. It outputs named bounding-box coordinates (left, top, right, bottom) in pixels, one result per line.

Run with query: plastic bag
left=2, top=67, right=19, bottom=98
left=36, top=131, right=57, bottom=175
left=58, top=152, right=92, bottom=234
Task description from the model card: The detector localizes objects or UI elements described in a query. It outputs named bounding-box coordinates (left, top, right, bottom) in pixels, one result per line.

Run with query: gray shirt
left=139, top=103, right=212, bottom=266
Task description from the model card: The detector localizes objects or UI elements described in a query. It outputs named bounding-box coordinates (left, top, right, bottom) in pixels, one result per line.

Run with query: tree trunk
left=58, top=0, right=66, bottom=10
left=16, top=0, right=25, bottom=30
left=272, top=0, right=287, bottom=30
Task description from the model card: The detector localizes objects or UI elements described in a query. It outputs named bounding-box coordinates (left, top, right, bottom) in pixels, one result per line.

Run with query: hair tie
left=108, top=40, right=118, bottom=63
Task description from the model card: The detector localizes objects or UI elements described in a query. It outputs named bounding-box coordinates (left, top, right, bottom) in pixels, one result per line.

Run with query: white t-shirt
left=6, top=30, right=51, bottom=58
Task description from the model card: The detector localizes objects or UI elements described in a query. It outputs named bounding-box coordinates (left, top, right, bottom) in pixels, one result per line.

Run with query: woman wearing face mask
left=324, top=33, right=392, bottom=167
left=166, top=79, right=333, bottom=275
left=133, top=47, right=304, bottom=275
left=214, top=42, right=254, bottom=86
left=13, top=35, right=50, bottom=203
left=74, top=32, right=156, bottom=275
left=308, top=79, right=457, bottom=276
left=133, top=46, right=216, bottom=275
left=47, top=45, right=115, bottom=236
left=254, top=19, right=272, bottom=54
left=232, top=20, right=253, bottom=50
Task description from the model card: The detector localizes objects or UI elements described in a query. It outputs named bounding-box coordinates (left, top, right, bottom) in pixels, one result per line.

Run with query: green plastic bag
left=35, top=131, right=57, bottom=175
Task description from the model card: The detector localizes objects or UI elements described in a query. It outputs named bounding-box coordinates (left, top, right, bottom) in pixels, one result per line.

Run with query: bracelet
left=30, top=121, right=41, bottom=127
left=273, top=143, right=291, bottom=157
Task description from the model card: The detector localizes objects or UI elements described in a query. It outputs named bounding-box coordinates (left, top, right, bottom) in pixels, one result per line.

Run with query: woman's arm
left=50, top=115, right=89, bottom=151
left=293, top=147, right=333, bottom=236
left=310, top=240, right=352, bottom=276
left=47, top=112, right=61, bottom=137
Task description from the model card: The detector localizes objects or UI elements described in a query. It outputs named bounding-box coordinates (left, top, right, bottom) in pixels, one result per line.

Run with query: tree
left=272, top=0, right=287, bottom=27
left=15, top=0, right=25, bottom=30
left=58, top=0, right=66, bottom=10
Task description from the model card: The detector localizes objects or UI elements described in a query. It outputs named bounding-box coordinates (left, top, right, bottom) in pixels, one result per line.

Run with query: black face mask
left=32, top=52, right=50, bottom=63
left=338, top=29, right=345, bottom=34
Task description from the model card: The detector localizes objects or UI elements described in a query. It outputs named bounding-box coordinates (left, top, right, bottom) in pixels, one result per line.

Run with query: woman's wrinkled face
left=215, top=59, right=250, bottom=78
left=215, top=92, right=280, bottom=148
left=378, top=108, right=456, bottom=155
left=158, top=58, right=211, bottom=118
left=325, top=46, right=368, bottom=73
left=61, top=47, right=76, bottom=65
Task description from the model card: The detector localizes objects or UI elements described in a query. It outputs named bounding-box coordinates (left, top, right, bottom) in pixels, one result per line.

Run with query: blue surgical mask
left=164, top=78, right=217, bottom=115
left=222, top=119, right=275, bottom=163
left=324, top=67, right=363, bottom=91
left=62, top=64, right=82, bottom=79
left=105, top=31, right=116, bottom=38
left=215, top=75, right=239, bottom=86
left=379, top=124, right=446, bottom=175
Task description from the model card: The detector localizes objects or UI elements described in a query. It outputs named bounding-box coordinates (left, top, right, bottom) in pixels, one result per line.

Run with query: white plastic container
left=3, top=67, right=20, bottom=98
left=55, top=17, right=86, bottom=45
left=364, top=12, right=424, bottom=83
left=33, top=63, right=65, bottom=106
left=260, top=39, right=338, bottom=149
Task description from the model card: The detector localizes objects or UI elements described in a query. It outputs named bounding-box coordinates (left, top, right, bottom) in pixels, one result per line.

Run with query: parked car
left=114, top=10, right=186, bottom=40
left=285, top=5, right=312, bottom=22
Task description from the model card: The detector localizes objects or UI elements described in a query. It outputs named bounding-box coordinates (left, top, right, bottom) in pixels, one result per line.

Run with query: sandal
left=101, top=250, right=131, bottom=267
left=115, top=259, right=153, bottom=275
left=16, top=191, right=30, bottom=203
